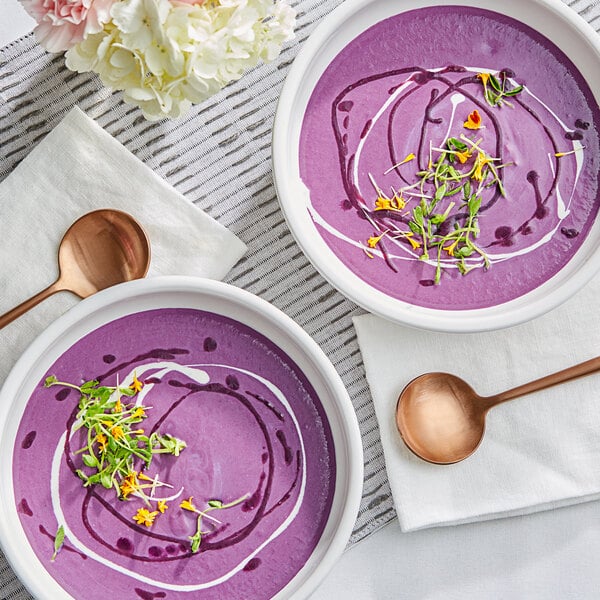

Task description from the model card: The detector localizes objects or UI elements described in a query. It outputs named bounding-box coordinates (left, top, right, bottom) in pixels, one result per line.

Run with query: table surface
left=2, top=2, right=600, bottom=598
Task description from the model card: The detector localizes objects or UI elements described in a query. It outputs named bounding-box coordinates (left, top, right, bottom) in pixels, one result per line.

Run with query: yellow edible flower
left=366, top=232, right=386, bottom=248
left=133, top=508, right=159, bottom=527
left=113, top=398, right=123, bottom=413
left=132, top=406, right=146, bottom=419
left=443, top=239, right=459, bottom=257
left=374, top=197, right=393, bottom=211
left=130, top=374, right=143, bottom=394
left=407, top=236, right=421, bottom=250
left=477, top=72, right=490, bottom=86
left=455, top=149, right=472, bottom=164
left=472, top=152, right=490, bottom=181
left=157, top=499, right=168, bottom=514
left=96, top=433, right=108, bottom=453
left=120, top=472, right=139, bottom=498
left=110, top=425, right=125, bottom=441
left=180, top=497, right=197, bottom=513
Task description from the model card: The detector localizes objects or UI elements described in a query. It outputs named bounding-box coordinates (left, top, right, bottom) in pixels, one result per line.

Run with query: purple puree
left=13, top=309, right=335, bottom=599
left=299, top=6, right=600, bottom=309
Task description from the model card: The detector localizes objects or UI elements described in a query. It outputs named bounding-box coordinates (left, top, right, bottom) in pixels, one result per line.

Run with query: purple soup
left=299, top=6, right=600, bottom=309
left=13, top=309, right=335, bottom=599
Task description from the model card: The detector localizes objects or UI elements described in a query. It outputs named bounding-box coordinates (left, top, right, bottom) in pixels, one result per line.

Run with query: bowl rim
left=272, top=0, right=600, bottom=333
left=0, top=275, right=364, bottom=600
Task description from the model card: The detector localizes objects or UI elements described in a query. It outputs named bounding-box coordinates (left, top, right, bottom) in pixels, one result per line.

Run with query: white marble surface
left=1, top=1, right=600, bottom=598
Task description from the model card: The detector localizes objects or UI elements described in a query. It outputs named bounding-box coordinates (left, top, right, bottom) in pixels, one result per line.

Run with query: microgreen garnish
left=477, top=71, right=523, bottom=107
left=555, top=147, right=585, bottom=158
left=365, top=133, right=510, bottom=283
left=44, top=376, right=186, bottom=503
left=181, top=494, right=249, bottom=553
left=51, top=524, right=65, bottom=561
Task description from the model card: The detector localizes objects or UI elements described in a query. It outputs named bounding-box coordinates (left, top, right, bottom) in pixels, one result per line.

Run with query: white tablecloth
left=2, top=2, right=600, bottom=599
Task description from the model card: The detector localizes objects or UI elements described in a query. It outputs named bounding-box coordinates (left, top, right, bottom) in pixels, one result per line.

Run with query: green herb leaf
left=44, top=375, right=58, bottom=387
left=82, top=454, right=98, bottom=468
left=51, top=525, right=65, bottom=562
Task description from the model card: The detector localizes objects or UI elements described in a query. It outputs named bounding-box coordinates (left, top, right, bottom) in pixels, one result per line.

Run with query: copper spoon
left=0, top=209, right=150, bottom=330
left=396, top=356, right=600, bottom=464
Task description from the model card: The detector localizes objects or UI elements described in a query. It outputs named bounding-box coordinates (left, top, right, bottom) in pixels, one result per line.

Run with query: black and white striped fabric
left=1, top=0, right=599, bottom=597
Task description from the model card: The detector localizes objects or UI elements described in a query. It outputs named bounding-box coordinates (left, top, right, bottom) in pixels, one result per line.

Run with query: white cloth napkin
left=0, top=106, right=247, bottom=384
left=354, top=278, right=600, bottom=532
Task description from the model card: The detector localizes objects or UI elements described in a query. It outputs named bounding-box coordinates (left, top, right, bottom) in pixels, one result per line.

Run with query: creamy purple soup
left=299, top=6, right=600, bottom=309
left=13, top=309, right=335, bottom=599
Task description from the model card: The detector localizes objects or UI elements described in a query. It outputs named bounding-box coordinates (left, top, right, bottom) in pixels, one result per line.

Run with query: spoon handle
left=0, top=281, right=62, bottom=330
left=488, top=355, right=600, bottom=407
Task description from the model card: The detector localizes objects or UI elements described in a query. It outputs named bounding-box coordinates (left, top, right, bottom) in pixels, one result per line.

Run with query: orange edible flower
left=110, top=425, right=125, bottom=441
left=130, top=374, right=143, bottom=394
left=133, top=508, right=159, bottom=527
left=96, top=433, right=108, bottom=453
left=463, top=109, right=482, bottom=130
left=120, top=472, right=138, bottom=498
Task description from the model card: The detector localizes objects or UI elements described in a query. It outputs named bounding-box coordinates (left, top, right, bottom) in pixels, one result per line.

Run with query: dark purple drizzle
left=134, top=589, right=166, bottom=600
left=55, top=388, right=71, bottom=402
left=21, top=430, right=37, bottom=449
left=18, top=498, right=33, bottom=516
left=243, top=557, right=261, bottom=572
left=203, top=337, right=217, bottom=352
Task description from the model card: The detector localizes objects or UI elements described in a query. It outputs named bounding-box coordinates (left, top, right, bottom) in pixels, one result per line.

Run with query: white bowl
left=0, top=276, right=363, bottom=600
left=273, top=0, right=600, bottom=332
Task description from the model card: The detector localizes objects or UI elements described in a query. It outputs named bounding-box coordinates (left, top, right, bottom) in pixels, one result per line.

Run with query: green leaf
left=447, top=137, right=467, bottom=152
left=51, top=525, right=65, bottom=561
left=489, top=74, right=502, bottom=92
left=82, top=454, right=98, bottom=468
left=468, top=196, right=481, bottom=216
left=44, top=375, right=58, bottom=387
left=80, top=379, right=99, bottom=391
left=434, top=184, right=447, bottom=202
left=191, top=534, right=201, bottom=553
left=505, top=85, right=523, bottom=97
left=100, top=471, right=112, bottom=489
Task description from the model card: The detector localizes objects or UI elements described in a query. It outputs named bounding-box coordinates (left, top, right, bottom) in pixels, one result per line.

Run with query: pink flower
left=20, top=0, right=114, bottom=52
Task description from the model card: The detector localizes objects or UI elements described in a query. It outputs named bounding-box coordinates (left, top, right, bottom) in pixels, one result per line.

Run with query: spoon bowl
left=396, top=373, right=488, bottom=464
left=57, top=209, right=150, bottom=298
left=396, top=355, right=600, bottom=464
left=0, top=209, right=150, bottom=329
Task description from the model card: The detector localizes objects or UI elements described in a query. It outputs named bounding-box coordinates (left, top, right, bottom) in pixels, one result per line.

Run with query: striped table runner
left=1, top=0, right=599, bottom=597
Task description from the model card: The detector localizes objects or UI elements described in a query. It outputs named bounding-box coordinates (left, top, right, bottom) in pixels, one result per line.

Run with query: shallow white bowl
left=0, top=276, right=363, bottom=600
left=272, top=0, right=600, bottom=332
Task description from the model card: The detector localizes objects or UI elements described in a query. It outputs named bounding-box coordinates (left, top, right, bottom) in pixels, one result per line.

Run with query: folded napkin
left=354, top=278, right=600, bottom=532
left=0, top=106, right=246, bottom=384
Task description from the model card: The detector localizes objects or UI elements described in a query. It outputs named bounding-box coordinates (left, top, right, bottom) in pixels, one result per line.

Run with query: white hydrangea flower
left=65, top=0, right=296, bottom=120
